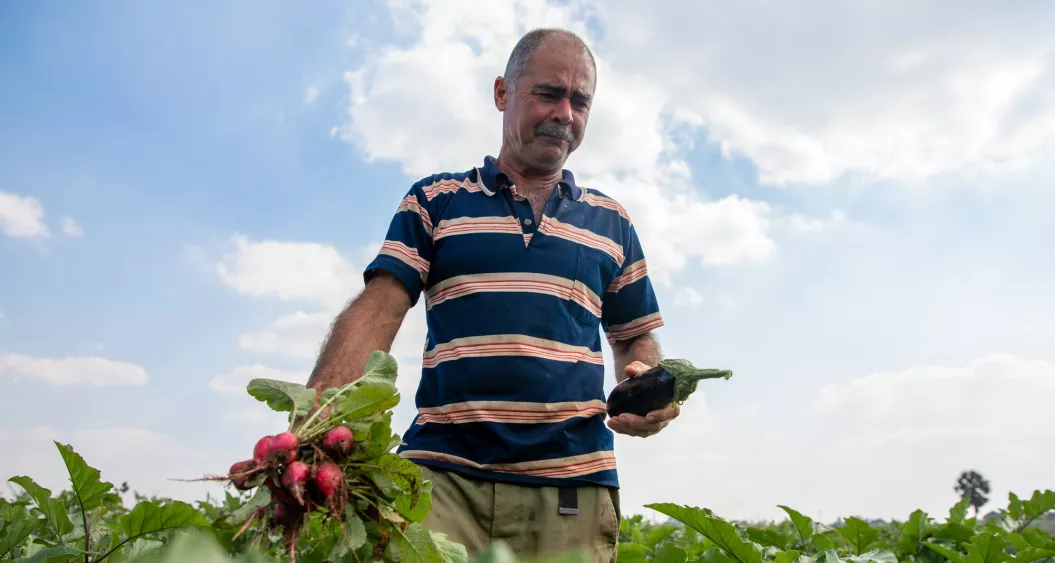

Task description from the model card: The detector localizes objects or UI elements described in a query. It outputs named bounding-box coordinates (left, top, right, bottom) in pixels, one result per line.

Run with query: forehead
left=521, top=40, right=595, bottom=94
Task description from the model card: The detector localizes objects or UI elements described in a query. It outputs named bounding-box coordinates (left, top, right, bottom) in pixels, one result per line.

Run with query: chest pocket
left=563, top=244, right=615, bottom=328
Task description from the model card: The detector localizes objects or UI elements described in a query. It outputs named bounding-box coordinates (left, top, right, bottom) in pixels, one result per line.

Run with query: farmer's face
left=496, top=38, right=595, bottom=172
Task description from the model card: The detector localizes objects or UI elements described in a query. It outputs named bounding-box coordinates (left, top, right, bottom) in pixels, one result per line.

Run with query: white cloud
left=594, top=0, right=1055, bottom=186
left=341, top=0, right=1055, bottom=188
left=614, top=354, right=1055, bottom=522
left=674, top=287, right=704, bottom=307
left=216, top=235, right=429, bottom=394
left=304, top=85, right=320, bottom=104
left=208, top=364, right=309, bottom=396
left=788, top=210, right=848, bottom=233
left=816, top=354, right=1055, bottom=441
left=0, top=191, right=49, bottom=239
left=221, top=406, right=276, bottom=427
left=60, top=216, right=83, bottom=237
left=608, top=185, right=775, bottom=280
left=238, top=311, right=332, bottom=359
left=334, top=0, right=776, bottom=280
left=217, top=234, right=362, bottom=309
left=0, top=354, right=149, bottom=387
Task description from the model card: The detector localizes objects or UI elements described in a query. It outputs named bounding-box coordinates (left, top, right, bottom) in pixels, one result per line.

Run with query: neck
left=494, top=151, right=563, bottom=194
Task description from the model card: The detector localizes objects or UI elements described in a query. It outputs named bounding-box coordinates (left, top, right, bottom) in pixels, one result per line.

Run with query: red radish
left=253, top=435, right=273, bottom=462
left=228, top=460, right=256, bottom=490
left=322, top=426, right=354, bottom=458
left=273, top=502, right=291, bottom=522
left=281, top=461, right=310, bottom=505
left=266, top=479, right=293, bottom=505
left=271, top=501, right=302, bottom=527
left=313, top=462, right=342, bottom=499
left=268, top=432, right=300, bottom=463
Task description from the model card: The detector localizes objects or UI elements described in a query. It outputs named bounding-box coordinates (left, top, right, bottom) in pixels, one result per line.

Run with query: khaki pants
left=419, top=465, right=622, bottom=562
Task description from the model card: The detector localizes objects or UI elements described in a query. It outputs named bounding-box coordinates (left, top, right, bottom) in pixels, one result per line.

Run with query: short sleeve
left=601, top=223, right=664, bottom=342
left=363, top=186, right=434, bottom=307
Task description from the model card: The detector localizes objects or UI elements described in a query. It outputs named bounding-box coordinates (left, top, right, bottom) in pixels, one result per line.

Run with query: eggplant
left=606, top=359, right=732, bottom=418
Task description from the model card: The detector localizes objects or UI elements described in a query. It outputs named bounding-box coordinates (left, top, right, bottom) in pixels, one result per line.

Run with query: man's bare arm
left=610, top=331, right=663, bottom=383
left=306, top=271, right=413, bottom=392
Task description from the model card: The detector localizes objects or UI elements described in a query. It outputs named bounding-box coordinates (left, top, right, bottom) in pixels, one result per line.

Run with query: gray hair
left=503, top=28, right=596, bottom=92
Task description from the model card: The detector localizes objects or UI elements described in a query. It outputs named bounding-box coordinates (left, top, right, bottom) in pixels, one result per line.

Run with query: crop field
left=2, top=352, right=1052, bottom=563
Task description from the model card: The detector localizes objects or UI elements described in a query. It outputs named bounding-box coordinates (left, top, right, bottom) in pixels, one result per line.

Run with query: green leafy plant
left=611, top=490, right=1053, bottom=563
left=2, top=442, right=210, bottom=562
left=0, top=350, right=1051, bottom=563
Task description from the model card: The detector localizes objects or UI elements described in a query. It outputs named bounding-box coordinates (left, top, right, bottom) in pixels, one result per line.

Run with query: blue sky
left=2, top=0, right=1054, bottom=522
left=2, top=2, right=358, bottom=421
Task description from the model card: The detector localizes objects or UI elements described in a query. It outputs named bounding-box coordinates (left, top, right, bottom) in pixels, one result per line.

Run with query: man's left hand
left=606, top=360, right=680, bottom=438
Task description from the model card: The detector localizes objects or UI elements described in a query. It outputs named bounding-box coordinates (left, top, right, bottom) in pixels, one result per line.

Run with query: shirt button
left=523, top=218, right=533, bottom=225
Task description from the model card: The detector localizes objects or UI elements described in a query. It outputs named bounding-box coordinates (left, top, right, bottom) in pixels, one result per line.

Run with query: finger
left=631, top=420, right=667, bottom=435
left=623, top=361, right=651, bottom=377
left=617, top=413, right=648, bottom=426
left=611, top=417, right=661, bottom=437
left=606, top=418, right=628, bottom=435
left=645, top=404, right=680, bottom=424
left=616, top=413, right=658, bottom=434
left=607, top=418, right=649, bottom=438
left=633, top=413, right=676, bottom=434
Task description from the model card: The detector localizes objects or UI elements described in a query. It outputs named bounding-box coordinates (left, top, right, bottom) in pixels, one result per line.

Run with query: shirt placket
left=497, top=179, right=540, bottom=247
left=510, top=187, right=538, bottom=234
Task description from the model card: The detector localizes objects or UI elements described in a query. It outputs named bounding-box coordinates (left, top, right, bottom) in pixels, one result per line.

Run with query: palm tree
left=954, top=470, right=991, bottom=518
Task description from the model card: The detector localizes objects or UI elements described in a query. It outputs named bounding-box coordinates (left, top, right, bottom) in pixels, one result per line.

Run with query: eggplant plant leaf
left=55, top=442, right=113, bottom=513
left=647, top=504, right=763, bottom=563
left=7, top=476, right=73, bottom=540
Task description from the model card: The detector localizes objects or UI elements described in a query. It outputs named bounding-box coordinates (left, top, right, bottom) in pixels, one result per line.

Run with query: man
left=306, top=28, right=677, bottom=562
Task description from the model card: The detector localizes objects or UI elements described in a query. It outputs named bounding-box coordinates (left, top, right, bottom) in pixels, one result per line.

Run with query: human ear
left=494, top=76, right=508, bottom=111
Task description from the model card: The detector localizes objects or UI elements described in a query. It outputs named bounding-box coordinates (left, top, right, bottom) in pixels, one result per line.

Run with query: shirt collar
left=475, top=155, right=584, bottom=202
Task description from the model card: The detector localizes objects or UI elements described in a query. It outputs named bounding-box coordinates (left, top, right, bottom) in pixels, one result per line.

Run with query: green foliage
left=614, top=492, right=1054, bottom=563
left=0, top=443, right=212, bottom=563
left=2, top=456, right=1053, bottom=563
left=247, top=379, right=318, bottom=419
left=0, top=519, right=43, bottom=559
left=8, top=476, right=74, bottom=541
left=836, top=517, right=878, bottom=555
left=1, top=350, right=1052, bottom=563
left=647, top=504, right=762, bottom=563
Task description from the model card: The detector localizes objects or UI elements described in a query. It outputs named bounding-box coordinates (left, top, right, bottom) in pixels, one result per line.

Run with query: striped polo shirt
left=363, top=155, right=664, bottom=489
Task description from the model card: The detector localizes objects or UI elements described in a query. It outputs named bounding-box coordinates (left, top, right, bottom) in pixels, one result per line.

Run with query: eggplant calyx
left=658, top=358, right=733, bottom=404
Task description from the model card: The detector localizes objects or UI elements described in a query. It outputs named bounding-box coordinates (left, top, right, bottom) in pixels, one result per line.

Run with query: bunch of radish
left=193, top=353, right=462, bottom=563
left=224, top=426, right=356, bottom=552
left=233, top=427, right=351, bottom=508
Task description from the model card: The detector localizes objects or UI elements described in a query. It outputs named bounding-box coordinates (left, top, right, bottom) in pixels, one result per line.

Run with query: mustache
left=534, top=122, right=575, bottom=142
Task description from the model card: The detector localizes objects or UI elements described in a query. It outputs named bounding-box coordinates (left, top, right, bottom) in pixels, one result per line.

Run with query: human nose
left=551, top=97, right=573, bottom=124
